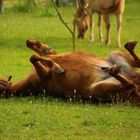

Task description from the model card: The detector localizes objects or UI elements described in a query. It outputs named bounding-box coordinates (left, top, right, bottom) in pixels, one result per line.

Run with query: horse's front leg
left=103, top=14, right=110, bottom=46
left=98, top=14, right=103, bottom=42
left=116, top=13, right=122, bottom=48
left=26, top=40, right=57, bottom=56
left=30, top=55, right=64, bottom=81
left=89, top=14, right=94, bottom=42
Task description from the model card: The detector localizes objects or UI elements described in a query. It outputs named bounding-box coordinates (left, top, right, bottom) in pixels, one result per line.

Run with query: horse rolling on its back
left=0, top=40, right=140, bottom=105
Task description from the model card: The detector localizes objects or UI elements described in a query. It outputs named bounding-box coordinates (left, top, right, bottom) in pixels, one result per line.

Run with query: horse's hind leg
left=108, top=51, right=136, bottom=77
left=124, top=41, right=140, bottom=67
left=108, top=65, right=134, bottom=85
left=103, top=14, right=110, bottom=46
left=89, top=65, right=135, bottom=102
left=98, top=14, right=103, bottom=42
left=89, top=14, right=94, bottom=42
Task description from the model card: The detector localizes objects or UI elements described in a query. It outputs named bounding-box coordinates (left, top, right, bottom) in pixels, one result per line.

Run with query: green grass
left=0, top=2, right=140, bottom=139
left=0, top=97, right=140, bottom=140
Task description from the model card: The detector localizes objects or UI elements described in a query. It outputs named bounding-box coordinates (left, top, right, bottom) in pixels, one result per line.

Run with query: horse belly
left=88, top=0, right=114, bottom=12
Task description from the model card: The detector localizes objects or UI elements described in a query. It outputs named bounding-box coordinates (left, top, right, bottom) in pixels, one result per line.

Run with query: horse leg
left=6, top=54, right=64, bottom=96
left=116, top=13, right=122, bottom=48
left=98, top=14, right=103, bottom=42
left=89, top=14, right=94, bottom=42
left=30, top=55, right=64, bottom=81
left=108, top=65, right=134, bottom=86
left=103, top=14, right=110, bottom=46
left=88, top=65, right=135, bottom=102
left=124, top=41, right=140, bottom=67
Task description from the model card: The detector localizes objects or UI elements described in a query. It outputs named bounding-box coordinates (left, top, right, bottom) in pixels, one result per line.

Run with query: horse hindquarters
left=88, top=65, right=136, bottom=102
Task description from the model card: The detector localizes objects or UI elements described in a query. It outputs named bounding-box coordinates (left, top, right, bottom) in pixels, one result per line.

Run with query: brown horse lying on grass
left=0, top=40, right=140, bottom=105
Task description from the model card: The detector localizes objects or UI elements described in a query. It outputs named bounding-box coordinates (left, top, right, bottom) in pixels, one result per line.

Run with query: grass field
left=0, top=1, right=140, bottom=139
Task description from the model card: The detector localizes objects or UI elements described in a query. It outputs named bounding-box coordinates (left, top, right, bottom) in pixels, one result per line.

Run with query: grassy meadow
left=0, top=1, right=140, bottom=139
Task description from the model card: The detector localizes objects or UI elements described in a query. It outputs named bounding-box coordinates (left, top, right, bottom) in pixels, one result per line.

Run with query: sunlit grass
left=0, top=97, right=140, bottom=139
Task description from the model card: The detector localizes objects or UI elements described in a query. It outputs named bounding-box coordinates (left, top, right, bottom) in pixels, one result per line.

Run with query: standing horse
left=75, top=0, right=125, bottom=47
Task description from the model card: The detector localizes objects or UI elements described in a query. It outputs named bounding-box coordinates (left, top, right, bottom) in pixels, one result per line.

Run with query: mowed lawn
left=0, top=1, right=140, bottom=139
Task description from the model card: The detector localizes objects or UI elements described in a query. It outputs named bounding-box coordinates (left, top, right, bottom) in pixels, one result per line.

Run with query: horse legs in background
left=98, top=14, right=104, bottom=42
left=116, top=13, right=123, bottom=48
left=103, top=14, right=110, bottom=46
left=89, top=14, right=94, bottom=42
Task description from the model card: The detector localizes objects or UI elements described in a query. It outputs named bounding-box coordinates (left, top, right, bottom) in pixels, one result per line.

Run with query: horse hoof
left=89, top=39, right=94, bottom=43
left=99, top=38, right=104, bottom=42
left=53, top=67, right=64, bottom=74
left=30, top=55, right=40, bottom=64
left=117, top=44, right=121, bottom=48
left=124, top=41, right=137, bottom=51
